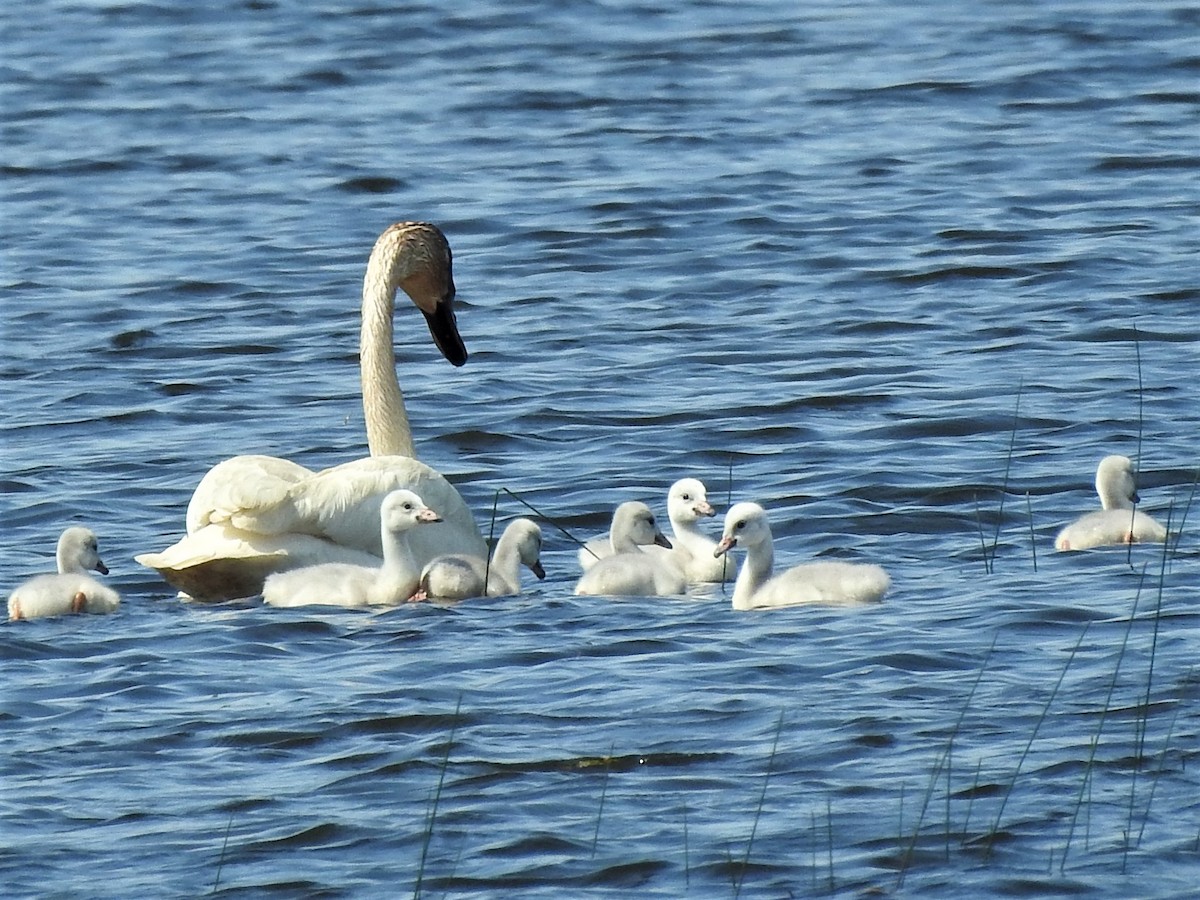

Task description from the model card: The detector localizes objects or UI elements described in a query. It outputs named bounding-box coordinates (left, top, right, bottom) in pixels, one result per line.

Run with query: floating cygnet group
left=7, top=224, right=1177, bottom=620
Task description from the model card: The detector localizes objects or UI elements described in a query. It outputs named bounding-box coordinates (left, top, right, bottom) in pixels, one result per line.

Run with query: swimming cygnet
left=1054, top=455, right=1168, bottom=552
left=714, top=502, right=890, bottom=610
left=8, top=526, right=121, bottom=620
left=578, top=478, right=732, bottom=583
left=415, top=518, right=545, bottom=601
left=574, top=501, right=687, bottom=597
left=262, top=489, right=440, bottom=608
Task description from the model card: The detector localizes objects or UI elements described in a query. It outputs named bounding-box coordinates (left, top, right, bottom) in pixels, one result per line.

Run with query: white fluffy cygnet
left=416, top=518, right=546, bottom=601
left=8, top=526, right=121, bottom=620
left=262, top=489, right=440, bottom=608
left=714, top=502, right=890, bottom=610
left=578, top=478, right=732, bottom=583
left=575, top=501, right=687, bottom=597
left=1054, top=455, right=1168, bottom=552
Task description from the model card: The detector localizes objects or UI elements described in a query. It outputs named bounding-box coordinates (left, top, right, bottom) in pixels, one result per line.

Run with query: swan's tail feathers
left=135, top=528, right=290, bottom=602
left=421, top=302, right=467, bottom=367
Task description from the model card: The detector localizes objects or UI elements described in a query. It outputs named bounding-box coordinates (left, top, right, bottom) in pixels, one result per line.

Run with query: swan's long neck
left=732, top=534, right=774, bottom=610
left=361, top=229, right=418, bottom=459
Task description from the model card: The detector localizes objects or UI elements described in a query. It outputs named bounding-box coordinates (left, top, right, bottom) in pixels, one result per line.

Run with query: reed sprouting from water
left=1025, top=492, right=1038, bottom=572
left=1119, top=535, right=1174, bottom=871
left=1059, top=566, right=1149, bottom=872
left=413, top=696, right=462, bottom=900
left=1134, top=672, right=1188, bottom=850
left=985, top=622, right=1091, bottom=858
left=211, top=812, right=235, bottom=895
left=985, top=383, right=1024, bottom=574
left=896, top=635, right=997, bottom=886
left=592, top=743, right=615, bottom=857
left=733, top=710, right=784, bottom=899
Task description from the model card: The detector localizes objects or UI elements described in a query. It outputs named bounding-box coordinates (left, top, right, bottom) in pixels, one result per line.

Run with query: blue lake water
left=2, top=0, right=1198, bottom=896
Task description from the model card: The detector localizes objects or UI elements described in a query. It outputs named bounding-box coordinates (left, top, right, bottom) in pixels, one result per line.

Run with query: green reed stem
left=988, top=382, right=1023, bottom=572
left=1128, top=328, right=1144, bottom=569
left=1026, top=492, right=1038, bottom=573
left=735, top=710, right=785, bottom=900
left=826, top=797, right=835, bottom=893
left=898, top=635, right=997, bottom=885
left=592, top=743, right=615, bottom=857
left=1134, top=670, right=1187, bottom=849
left=211, top=812, right=234, bottom=895
left=960, top=758, right=984, bottom=842
left=1169, top=469, right=1198, bottom=556
left=1060, top=566, right=1148, bottom=873
left=986, top=622, right=1090, bottom=858
left=499, top=487, right=595, bottom=557
left=974, top=493, right=991, bottom=575
left=482, top=490, right=500, bottom=594
left=413, top=695, right=462, bottom=900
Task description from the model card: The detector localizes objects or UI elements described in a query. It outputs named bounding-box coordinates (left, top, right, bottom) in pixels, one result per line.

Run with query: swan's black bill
left=422, top=302, right=468, bottom=367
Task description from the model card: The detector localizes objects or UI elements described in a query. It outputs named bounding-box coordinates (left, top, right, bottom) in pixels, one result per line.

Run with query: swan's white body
left=8, top=527, right=121, bottom=620
left=262, top=490, right=439, bottom=608
left=136, top=223, right=486, bottom=600
left=714, top=503, right=889, bottom=610
left=1055, top=455, right=1168, bottom=552
left=575, top=502, right=686, bottom=597
left=578, top=479, right=733, bottom=583
left=417, top=518, right=545, bottom=601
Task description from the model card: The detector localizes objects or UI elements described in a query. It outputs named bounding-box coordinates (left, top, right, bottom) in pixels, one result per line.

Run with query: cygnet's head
left=507, top=518, right=546, bottom=580
left=380, top=490, right=442, bottom=534
left=58, top=526, right=109, bottom=575
left=714, top=502, right=771, bottom=557
left=1095, top=455, right=1139, bottom=510
left=668, top=478, right=715, bottom=523
left=612, top=501, right=672, bottom=549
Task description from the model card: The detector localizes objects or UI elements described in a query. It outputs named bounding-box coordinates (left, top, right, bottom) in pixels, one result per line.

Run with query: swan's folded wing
left=186, top=455, right=314, bottom=533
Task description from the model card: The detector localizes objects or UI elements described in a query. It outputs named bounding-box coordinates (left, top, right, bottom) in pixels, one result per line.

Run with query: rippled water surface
left=3, top=1, right=1198, bottom=896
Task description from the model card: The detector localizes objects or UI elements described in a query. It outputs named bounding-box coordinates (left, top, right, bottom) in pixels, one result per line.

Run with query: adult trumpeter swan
left=415, top=517, right=545, bottom=601
left=8, top=526, right=121, bottom=620
left=263, top=490, right=440, bottom=608
left=574, top=502, right=687, bottom=597
left=714, top=502, right=889, bottom=610
left=1054, top=455, right=1167, bottom=551
left=136, top=222, right=486, bottom=601
left=578, top=479, right=732, bottom=583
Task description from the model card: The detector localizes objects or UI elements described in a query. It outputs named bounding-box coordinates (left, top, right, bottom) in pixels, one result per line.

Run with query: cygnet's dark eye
left=403, top=502, right=414, bottom=511
left=735, top=520, right=747, bottom=531
left=681, top=493, right=692, bottom=501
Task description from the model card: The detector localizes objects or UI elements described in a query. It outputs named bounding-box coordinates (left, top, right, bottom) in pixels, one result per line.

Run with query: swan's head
left=369, top=221, right=467, bottom=367
left=611, top=501, right=672, bottom=550
left=668, top=478, right=715, bottom=523
left=57, top=526, right=108, bottom=575
left=714, top=502, right=770, bottom=557
left=380, top=489, right=442, bottom=533
left=399, top=223, right=466, bottom=367
left=509, top=518, right=546, bottom=580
